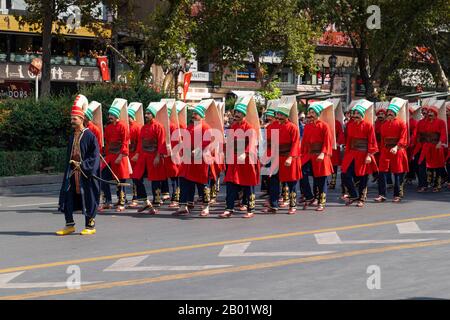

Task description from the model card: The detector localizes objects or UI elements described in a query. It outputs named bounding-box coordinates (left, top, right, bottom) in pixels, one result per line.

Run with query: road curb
left=0, top=174, right=63, bottom=187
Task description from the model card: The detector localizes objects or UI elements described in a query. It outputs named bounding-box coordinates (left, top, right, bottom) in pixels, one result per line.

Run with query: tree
left=15, top=0, right=104, bottom=97
left=110, top=0, right=196, bottom=97
left=412, top=0, right=449, bottom=89
left=193, top=0, right=321, bottom=91
left=303, top=0, right=448, bottom=98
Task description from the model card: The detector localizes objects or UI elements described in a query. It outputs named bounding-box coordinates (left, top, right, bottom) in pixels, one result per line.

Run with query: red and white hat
left=71, top=94, right=89, bottom=119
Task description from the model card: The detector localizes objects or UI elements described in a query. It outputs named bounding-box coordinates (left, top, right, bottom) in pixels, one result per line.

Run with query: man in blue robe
left=57, top=100, right=100, bottom=235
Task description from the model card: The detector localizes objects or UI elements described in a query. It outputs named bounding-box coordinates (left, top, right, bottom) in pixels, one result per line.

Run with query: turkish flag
left=97, top=56, right=110, bottom=82
left=183, top=72, right=192, bottom=102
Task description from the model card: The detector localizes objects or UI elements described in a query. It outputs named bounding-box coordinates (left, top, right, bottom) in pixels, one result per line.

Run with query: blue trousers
left=101, top=167, right=127, bottom=205
left=342, top=161, right=368, bottom=201
left=226, top=183, right=255, bottom=212
left=179, top=177, right=209, bottom=206
left=64, top=176, right=96, bottom=228
left=299, top=161, right=328, bottom=202
left=378, top=172, right=404, bottom=197
left=268, top=174, right=297, bottom=208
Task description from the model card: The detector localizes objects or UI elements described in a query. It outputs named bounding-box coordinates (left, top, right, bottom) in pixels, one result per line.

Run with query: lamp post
left=328, top=53, right=337, bottom=93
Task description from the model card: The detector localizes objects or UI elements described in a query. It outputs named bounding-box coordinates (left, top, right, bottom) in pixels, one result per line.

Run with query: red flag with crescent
left=97, top=56, right=110, bottom=82
left=183, top=72, right=192, bottom=102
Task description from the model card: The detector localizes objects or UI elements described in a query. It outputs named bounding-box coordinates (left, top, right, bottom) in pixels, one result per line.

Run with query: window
left=237, top=63, right=257, bottom=82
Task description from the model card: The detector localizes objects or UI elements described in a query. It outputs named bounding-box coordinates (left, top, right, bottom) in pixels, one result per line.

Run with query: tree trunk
left=356, top=47, right=374, bottom=99
left=429, top=39, right=449, bottom=90
left=139, top=54, right=156, bottom=81
left=40, top=0, right=54, bottom=97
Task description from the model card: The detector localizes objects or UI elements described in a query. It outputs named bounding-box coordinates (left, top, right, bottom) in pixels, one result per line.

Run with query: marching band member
left=416, top=100, right=448, bottom=192
left=374, top=98, right=409, bottom=203
left=175, top=101, right=216, bottom=217
left=132, top=103, right=169, bottom=214
left=341, top=100, right=378, bottom=208
left=221, top=95, right=260, bottom=218
left=101, top=98, right=131, bottom=212
left=128, top=102, right=145, bottom=208
left=300, top=101, right=334, bottom=212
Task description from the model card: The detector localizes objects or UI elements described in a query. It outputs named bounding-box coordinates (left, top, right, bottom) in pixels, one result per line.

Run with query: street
left=0, top=180, right=449, bottom=300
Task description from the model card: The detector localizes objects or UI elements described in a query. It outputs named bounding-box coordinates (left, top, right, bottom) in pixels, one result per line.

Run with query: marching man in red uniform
left=374, top=98, right=409, bottom=203
left=341, top=100, right=378, bottom=207
left=446, top=102, right=450, bottom=188
left=330, top=118, right=345, bottom=190
left=416, top=100, right=448, bottom=192
left=127, top=102, right=145, bottom=208
left=164, top=104, right=184, bottom=208
left=175, top=102, right=214, bottom=217
left=261, top=105, right=280, bottom=211
left=406, top=104, right=420, bottom=184
left=300, top=101, right=334, bottom=212
left=262, top=101, right=301, bottom=214
left=101, top=99, right=131, bottom=212
left=220, top=96, right=260, bottom=219
left=132, top=103, right=168, bottom=214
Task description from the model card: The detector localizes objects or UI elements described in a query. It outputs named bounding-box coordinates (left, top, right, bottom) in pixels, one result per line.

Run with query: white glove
left=237, top=153, right=246, bottom=163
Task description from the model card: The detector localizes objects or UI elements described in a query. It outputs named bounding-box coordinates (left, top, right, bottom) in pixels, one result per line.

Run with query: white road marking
left=314, top=231, right=434, bottom=245
left=397, top=222, right=450, bottom=234
left=8, top=202, right=58, bottom=208
left=104, top=255, right=232, bottom=272
left=218, top=242, right=334, bottom=257
left=0, top=271, right=100, bottom=289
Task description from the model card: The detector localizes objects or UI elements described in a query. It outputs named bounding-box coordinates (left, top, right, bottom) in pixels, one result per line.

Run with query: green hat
left=146, top=105, right=157, bottom=117
left=108, top=106, right=121, bottom=119
left=234, top=102, right=247, bottom=116
left=276, top=104, right=291, bottom=117
left=85, top=108, right=94, bottom=121
left=265, top=109, right=276, bottom=118
left=352, top=103, right=367, bottom=118
left=193, top=105, right=206, bottom=118
left=387, top=102, right=401, bottom=116
left=128, top=108, right=136, bottom=120
left=307, top=102, right=324, bottom=116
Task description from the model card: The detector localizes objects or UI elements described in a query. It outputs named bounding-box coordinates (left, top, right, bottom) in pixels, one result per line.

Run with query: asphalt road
left=0, top=179, right=449, bottom=300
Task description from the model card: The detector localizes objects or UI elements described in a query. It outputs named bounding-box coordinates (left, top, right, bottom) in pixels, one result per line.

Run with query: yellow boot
left=80, top=228, right=96, bottom=235
left=56, top=226, right=75, bottom=236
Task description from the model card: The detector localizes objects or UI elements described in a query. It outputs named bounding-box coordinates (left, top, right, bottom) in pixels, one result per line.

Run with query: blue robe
left=58, top=128, right=100, bottom=219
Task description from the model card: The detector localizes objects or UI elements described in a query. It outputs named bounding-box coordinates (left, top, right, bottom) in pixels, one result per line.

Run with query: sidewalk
left=0, top=174, right=63, bottom=188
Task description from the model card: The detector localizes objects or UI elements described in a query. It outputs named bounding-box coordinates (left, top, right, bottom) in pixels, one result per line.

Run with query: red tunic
left=103, top=120, right=130, bottom=179
left=341, top=120, right=378, bottom=176
left=276, top=120, right=302, bottom=182
left=164, top=122, right=180, bottom=178
left=417, top=118, right=447, bottom=169
left=331, top=120, right=345, bottom=166
left=224, top=119, right=260, bottom=186
left=301, top=120, right=334, bottom=177
left=408, top=117, right=418, bottom=160
left=412, top=118, right=427, bottom=157
left=446, top=116, right=450, bottom=162
left=374, top=120, right=384, bottom=164
left=132, top=120, right=167, bottom=181
left=87, top=121, right=102, bottom=152
left=378, top=118, right=409, bottom=173
left=179, top=120, right=212, bottom=184
left=129, top=120, right=142, bottom=170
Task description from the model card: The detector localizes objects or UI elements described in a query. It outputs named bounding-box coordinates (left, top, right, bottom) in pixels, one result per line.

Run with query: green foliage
left=304, top=0, right=450, bottom=95
left=258, top=79, right=282, bottom=102
left=225, top=97, right=237, bottom=111
left=193, top=0, right=320, bottom=89
left=0, top=84, right=164, bottom=152
left=0, top=148, right=66, bottom=176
